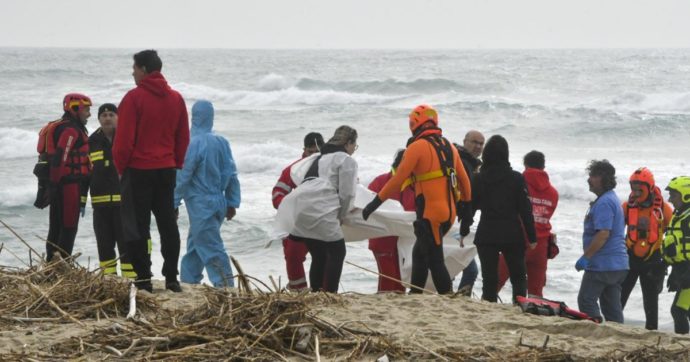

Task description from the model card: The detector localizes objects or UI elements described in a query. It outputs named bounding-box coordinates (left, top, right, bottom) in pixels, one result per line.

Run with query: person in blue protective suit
left=174, top=100, right=241, bottom=288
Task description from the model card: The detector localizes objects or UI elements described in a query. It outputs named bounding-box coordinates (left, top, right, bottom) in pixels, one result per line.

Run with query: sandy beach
left=2, top=274, right=690, bottom=361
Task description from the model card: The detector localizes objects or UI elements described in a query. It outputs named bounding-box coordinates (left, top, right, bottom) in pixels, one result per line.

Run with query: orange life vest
left=625, top=186, right=665, bottom=259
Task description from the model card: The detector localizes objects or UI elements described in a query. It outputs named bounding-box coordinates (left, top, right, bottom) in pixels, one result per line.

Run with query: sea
left=1, top=48, right=689, bottom=330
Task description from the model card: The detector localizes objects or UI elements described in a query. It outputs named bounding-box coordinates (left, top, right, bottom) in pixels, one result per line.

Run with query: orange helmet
left=629, top=167, right=655, bottom=203
left=630, top=167, right=655, bottom=188
left=409, top=104, right=438, bottom=133
left=63, top=93, right=92, bottom=117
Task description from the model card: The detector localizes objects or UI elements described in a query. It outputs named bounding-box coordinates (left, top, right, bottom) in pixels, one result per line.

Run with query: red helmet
left=409, top=104, right=438, bottom=133
left=63, top=93, right=92, bottom=117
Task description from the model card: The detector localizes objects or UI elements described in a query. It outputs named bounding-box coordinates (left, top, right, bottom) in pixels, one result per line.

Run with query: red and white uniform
left=368, top=172, right=416, bottom=293
left=273, top=154, right=310, bottom=290
left=498, top=167, right=558, bottom=296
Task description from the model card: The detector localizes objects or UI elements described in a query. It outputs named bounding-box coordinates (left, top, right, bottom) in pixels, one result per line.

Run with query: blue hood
left=191, top=100, right=214, bottom=136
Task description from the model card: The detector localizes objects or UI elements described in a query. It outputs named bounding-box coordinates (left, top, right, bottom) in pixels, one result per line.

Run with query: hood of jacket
left=523, top=168, right=551, bottom=192
left=191, top=100, right=214, bottom=136
left=480, top=161, right=512, bottom=185
left=139, top=71, right=171, bottom=98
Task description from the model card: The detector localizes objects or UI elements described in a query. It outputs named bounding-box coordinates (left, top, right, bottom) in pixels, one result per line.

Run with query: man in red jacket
left=113, top=50, right=190, bottom=293
left=497, top=150, right=558, bottom=296
left=367, top=150, right=416, bottom=293
left=272, top=132, right=324, bottom=291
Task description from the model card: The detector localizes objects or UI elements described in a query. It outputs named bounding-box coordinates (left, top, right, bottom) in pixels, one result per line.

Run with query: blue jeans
left=458, top=259, right=478, bottom=289
left=577, top=270, right=628, bottom=323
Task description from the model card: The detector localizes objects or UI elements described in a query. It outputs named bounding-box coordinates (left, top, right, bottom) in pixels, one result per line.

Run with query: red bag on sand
left=516, top=295, right=599, bottom=323
left=547, top=233, right=559, bottom=259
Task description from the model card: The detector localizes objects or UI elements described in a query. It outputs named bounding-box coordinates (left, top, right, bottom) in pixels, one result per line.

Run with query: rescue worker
left=113, top=50, right=190, bottom=293
left=454, top=130, right=484, bottom=296
left=367, top=149, right=415, bottom=293
left=363, top=105, right=472, bottom=295
left=174, top=100, right=240, bottom=288
left=46, top=93, right=92, bottom=261
left=576, top=160, right=628, bottom=323
left=620, top=167, right=673, bottom=330
left=463, top=135, right=537, bottom=303
left=662, top=176, right=690, bottom=334
left=272, top=132, right=325, bottom=291
left=87, top=103, right=135, bottom=278
left=288, top=126, right=358, bottom=293
left=497, top=150, right=558, bottom=297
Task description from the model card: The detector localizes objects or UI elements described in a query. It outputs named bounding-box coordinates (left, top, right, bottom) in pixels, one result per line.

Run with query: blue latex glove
left=575, top=255, right=590, bottom=271
left=80, top=206, right=85, bottom=218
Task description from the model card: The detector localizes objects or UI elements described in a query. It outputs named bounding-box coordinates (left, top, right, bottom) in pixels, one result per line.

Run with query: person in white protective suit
left=287, top=125, right=359, bottom=293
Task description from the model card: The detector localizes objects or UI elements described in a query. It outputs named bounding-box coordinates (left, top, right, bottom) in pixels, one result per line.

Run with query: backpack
left=33, top=119, right=66, bottom=209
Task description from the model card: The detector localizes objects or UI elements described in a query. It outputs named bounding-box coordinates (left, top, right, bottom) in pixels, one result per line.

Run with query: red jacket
left=113, top=71, right=190, bottom=175
left=368, top=172, right=416, bottom=211
left=272, top=159, right=301, bottom=209
left=523, top=168, right=558, bottom=239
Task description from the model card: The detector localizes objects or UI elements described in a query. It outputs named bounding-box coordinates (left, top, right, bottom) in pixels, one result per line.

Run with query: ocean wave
left=607, top=91, right=690, bottom=113
left=255, top=74, right=505, bottom=95
left=0, top=183, right=35, bottom=208
left=175, top=82, right=401, bottom=107
left=0, top=127, right=36, bottom=160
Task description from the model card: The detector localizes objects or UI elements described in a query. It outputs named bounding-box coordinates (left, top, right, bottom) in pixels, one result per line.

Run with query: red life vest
left=38, top=119, right=90, bottom=180
left=625, top=186, right=665, bottom=259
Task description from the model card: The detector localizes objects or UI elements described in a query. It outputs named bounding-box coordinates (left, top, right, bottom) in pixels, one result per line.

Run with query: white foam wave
left=0, top=184, right=35, bottom=208
left=175, top=82, right=399, bottom=107
left=0, top=127, right=36, bottom=160
left=256, top=73, right=296, bottom=91
left=608, top=91, right=690, bottom=113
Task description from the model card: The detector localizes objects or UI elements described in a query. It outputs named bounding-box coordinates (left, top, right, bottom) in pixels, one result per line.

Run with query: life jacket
left=662, top=208, right=690, bottom=265
left=52, top=121, right=90, bottom=181
left=625, top=186, right=666, bottom=260
left=515, top=296, right=599, bottom=323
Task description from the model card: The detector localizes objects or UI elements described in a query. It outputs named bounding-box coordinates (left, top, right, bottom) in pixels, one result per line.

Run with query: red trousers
left=497, top=236, right=548, bottom=297
left=283, top=237, right=309, bottom=290
left=369, top=236, right=405, bottom=293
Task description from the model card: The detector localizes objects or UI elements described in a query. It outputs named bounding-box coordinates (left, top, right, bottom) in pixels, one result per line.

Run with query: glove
left=362, top=196, right=383, bottom=221
left=575, top=255, right=590, bottom=271
left=80, top=206, right=85, bottom=218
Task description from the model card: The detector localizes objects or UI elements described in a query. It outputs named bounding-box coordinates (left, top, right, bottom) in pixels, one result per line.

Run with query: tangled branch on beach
left=0, top=256, right=158, bottom=326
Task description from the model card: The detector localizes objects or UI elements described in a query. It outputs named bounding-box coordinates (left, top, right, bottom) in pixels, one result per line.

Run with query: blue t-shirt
left=582, top=190, right=629, bottom=271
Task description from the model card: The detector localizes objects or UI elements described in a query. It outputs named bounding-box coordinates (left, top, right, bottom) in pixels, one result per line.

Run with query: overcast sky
left=2, top=0, right=689, bottom=49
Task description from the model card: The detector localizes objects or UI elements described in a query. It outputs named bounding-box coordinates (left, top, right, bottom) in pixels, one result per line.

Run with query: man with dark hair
left=87, top=103, right=136, bottom=279
left=113, top=49, right=190, bottom=293
left=523, top=150, right=545, bottom=170
left=453, top=130, right=484, bottom=296
left=497, top=150, right=558, bottom=297
left=272, top=132, right=325, bottom=291
left=576, top=159, right=628, bottom=323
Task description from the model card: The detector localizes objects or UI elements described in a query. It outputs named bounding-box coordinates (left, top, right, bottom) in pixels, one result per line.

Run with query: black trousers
left=93, top=206, right=133, bottom=273
left=620, top=255, right=666, bottom=330
left=47, top=182, right=80, bottom=261
left=410, top=219, right=452, bottom=294
left=300, top=238, right=346, bottom=293
left=477, top=242, right=526, bottom=303
left=120, top=168, right=180, bottom=282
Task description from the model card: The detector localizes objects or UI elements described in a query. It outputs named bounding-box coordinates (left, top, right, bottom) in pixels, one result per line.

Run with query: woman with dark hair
left=463, top=135, right=536, bottom=302
left=288, top=125, right=359, bottom=293
left=575, top=159, right=628, bottom=323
